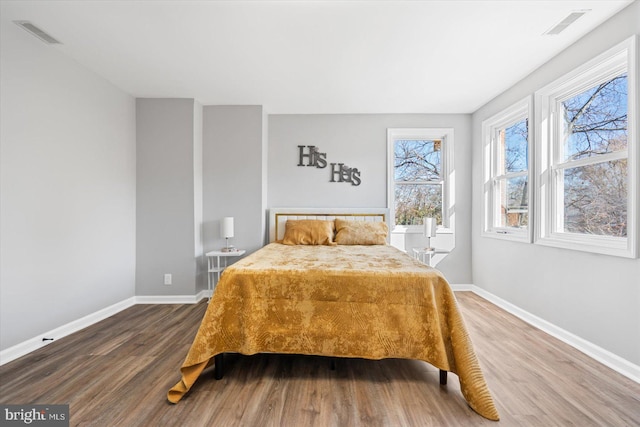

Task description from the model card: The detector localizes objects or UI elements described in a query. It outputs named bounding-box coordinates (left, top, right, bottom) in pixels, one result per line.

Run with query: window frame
left=534, top=36, right=638, bottom=258
left=387, top=128, right=455, bottom=234
left=482, top=96, right=533, bottom=243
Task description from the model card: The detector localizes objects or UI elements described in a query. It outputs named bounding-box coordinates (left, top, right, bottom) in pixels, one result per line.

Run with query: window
left=535, top=36, right=637, bottom=258
left=387, top=128, right=454, bottom=232
left=482, top=97, right=533, bottom=242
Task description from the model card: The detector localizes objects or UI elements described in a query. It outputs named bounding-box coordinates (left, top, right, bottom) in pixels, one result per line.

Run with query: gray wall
left=136, top=99, right=201, bottom=296
left=193, top=102, right=205, bottom=292
left=203, top=106, right=267, bottom=255
left=268, top=114, right=474, bottom=284
left=0, top=21, right=136, bottom=350
left=471, top=1, right=640, bottom=365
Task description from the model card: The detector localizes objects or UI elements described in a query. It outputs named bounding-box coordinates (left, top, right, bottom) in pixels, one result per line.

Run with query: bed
left=167, top=208, right=499, bottom=421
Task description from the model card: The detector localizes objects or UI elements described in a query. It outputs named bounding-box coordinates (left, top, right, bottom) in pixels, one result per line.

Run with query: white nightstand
left=412, top=247, right=448, bottom=267
left=206, top=250, right=246, bottom=300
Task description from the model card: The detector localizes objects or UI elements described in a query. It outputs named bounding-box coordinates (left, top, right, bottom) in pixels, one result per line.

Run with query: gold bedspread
left=167, top=243, right=499, bottom=421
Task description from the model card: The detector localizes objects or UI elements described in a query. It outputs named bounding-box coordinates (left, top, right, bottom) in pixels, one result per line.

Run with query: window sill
left=536, top=233, right=636, bottom=259
left=481, top=229, right=531, bottom=243
left=392, top=226, right=453, bottom=235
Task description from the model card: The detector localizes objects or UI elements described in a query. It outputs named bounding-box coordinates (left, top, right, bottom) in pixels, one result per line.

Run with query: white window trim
left=387, top=128, right=455, bottom=235
left=534, top=36, right=638, bottom=258
left=481, top=96, right=533, bottom=243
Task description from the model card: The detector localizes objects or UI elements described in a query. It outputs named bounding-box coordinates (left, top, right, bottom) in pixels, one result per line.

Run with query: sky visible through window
left=503, top=119, right=528, bottom=173
left=563, top=75, right=628, bottom=161
left=394, top=139, right=442, bottom=225
left=561, top=74, right=628, bottom=237
left=497, top=118, right=528, bottom=228
left=394, top=140, right=441, bottom=181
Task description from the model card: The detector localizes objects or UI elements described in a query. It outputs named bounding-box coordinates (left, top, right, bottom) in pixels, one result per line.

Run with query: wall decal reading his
left=298, top=145, right=327, bottom=169
left=297, top=145, right=361, bottom=186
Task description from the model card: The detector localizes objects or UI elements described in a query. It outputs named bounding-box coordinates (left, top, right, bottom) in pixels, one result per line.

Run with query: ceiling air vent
left=543, top=10, right=590, bottom=35
left=14, top=21, right=61, bottom=44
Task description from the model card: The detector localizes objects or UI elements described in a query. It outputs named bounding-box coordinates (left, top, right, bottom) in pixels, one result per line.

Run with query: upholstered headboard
left=269, top=208, right=389, bottom=243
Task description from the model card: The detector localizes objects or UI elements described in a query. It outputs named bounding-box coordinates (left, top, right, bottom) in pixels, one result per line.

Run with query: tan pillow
left=281, top=219, right=336, bottom=245
left=334, top=219, right=388, bottom=245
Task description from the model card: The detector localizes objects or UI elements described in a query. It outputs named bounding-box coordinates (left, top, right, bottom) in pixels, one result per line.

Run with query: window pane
left=495, top=176, right=528, bottom=228
left=562, top=75, right=627, bottom=162
left=395, top=183, right=442, bottom=225
left=563, top=159, right=627, bottom=237
left=500, top=119, right=528, bottom=173
left=394, top=140, right=441, bottom=181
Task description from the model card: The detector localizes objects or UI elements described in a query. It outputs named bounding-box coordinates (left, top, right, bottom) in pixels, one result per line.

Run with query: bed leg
left=439, top=370, right=447, bottom=385
left=330, top=357, right=336, bottom=370
left=214, top=353, right=224, bottom=380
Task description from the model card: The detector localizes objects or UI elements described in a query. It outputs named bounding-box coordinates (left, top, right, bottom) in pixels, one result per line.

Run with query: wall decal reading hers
left=297, top=145, right=361, bottom=186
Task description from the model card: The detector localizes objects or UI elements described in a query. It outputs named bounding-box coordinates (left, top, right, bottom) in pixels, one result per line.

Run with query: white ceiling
left=1, top=0, right=634, bottom=114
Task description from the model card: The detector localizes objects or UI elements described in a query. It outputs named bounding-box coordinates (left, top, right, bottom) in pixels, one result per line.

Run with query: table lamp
left=221, top=217, right=235, bottom=252
left=423, top=217, right=436, bottom=250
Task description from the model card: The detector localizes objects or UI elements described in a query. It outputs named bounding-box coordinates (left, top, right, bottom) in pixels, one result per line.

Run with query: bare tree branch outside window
left=561, top=74, right=628, bottom=237
left=394, top=140, right=442, bottom=225
left=496, top=119, right=528, bottom=228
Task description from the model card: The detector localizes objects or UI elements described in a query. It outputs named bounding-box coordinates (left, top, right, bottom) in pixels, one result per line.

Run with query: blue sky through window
left=394, top=140, right=441, bottom=181
left=562, top=75, right=627, bottom=161
left=504, top=119, right=528, bottom=173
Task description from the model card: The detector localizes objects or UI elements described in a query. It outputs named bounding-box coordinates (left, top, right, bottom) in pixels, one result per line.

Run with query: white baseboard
left=0, top=297, right=136, bottom=366
left=450, top=284, right=474, bottom=291
left=463, top=285, right=640, bottom=384
left=198, top=289, right=211, bottom=301
left=135, top=291, right=208, bottom=304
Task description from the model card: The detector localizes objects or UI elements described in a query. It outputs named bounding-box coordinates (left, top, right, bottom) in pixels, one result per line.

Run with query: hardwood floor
left=1, top=292, right=638, bottom=426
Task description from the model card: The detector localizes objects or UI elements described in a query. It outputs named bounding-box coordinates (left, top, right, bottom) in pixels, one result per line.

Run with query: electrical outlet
left=164, top=273, right=172, bottom=285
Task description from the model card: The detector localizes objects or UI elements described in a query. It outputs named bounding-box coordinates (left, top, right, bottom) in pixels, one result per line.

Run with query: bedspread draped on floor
left=168, top=243, right=499, bottom=421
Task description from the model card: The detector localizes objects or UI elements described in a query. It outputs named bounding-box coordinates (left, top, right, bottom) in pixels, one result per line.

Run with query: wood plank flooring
left=1, top=292, right=638, bottom=426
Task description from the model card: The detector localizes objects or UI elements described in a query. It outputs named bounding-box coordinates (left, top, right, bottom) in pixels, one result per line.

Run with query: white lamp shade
left=423, top=217, right=436, bottom=238
left=221, top=217, right=234, bottom=238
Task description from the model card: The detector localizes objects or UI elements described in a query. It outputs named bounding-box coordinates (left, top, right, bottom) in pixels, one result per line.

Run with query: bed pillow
left=334, top=219, right=388, bottom=245
left=281, top=219, right=336, bottom=246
